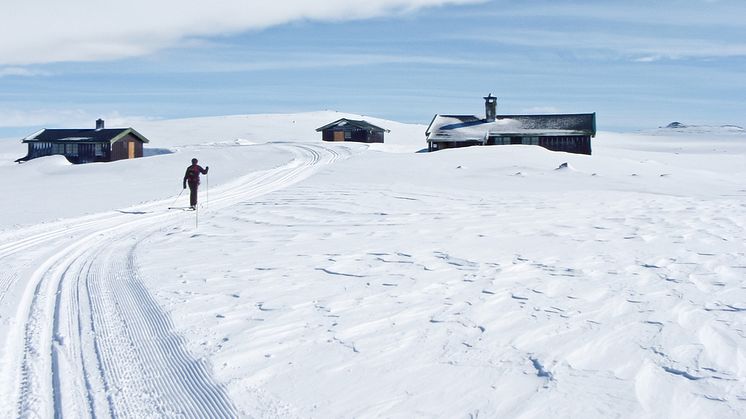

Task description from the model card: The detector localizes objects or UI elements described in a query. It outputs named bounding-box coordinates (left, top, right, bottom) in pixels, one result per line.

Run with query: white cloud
left=0, top=0, right=481, bottom=65
left=446, top=1, right=746, bottom=61
left=478, top=1, right=746, bottom=27
left=0, top=108, right=154, bottom=129
left=633, top=56, right=661, bottom=63
left=0, top=67, right=51, bottom=77
left=458, top=29, right=746, bottom=60
left=181, top=52, right=480, bottom=73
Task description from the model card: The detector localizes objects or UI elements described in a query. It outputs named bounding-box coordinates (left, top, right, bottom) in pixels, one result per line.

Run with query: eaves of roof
left=316, top=118, right=389, bottom=133
left=21, top=128, right=150, bottom=144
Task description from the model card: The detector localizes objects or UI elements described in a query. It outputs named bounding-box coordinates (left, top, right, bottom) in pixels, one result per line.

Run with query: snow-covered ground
left=1, top=113, right=745, bottom=418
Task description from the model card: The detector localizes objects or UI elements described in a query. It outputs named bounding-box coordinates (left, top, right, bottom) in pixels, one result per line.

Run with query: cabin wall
left=368, top=131, right=384, bottom=143
left=429, top=140, right=482, bottom=151
left=322, top=130, right=335, bottom=141
left=538, top=136, right=591, bottom=155
left=74, top=143, right=111, bottom=163
left=321, top=128, right=385, bottom=143
left=351, top=130, right=368, bottom=142
left=110, top=134, right=144, bottom=161
left=431, top=135, right=592, bottom=155
left=24, top=141, right=111, bottom=163
left=26, top=142, right=50, bottom=159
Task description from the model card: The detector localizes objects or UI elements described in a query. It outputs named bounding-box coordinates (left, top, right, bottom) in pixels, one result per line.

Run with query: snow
left=1, top=112, right=745, bottom=418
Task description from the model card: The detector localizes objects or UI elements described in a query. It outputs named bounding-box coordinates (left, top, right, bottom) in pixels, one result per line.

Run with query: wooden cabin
left=316, top=118, right=389, bottom=143
left=426, top=95, right=596, bottom=154
left=16, top=119, right=150, bottom=164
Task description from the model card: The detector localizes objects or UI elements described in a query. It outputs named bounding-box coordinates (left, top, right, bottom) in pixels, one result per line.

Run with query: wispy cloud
left=0, top=0, right=482, bottom=65
left=0, top=67, right=51, bottom=77
left=173, top=52, right=480, bottom=73
left=489, top=1, right=746, bottom=27
left=456, top=29, right=746, bottom=61
left=438, top=1, right=746, bottom=61
left=0, top=108, right=154, bottom=129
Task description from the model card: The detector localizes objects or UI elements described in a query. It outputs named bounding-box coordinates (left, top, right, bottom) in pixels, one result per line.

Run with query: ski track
left=0, top=143, right=347, bottom=418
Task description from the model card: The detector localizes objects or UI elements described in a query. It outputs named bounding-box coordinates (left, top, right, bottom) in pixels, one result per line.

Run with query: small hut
left=316, top=118, right=389, bottom=143
left=16, top=119, right=150, bottom=164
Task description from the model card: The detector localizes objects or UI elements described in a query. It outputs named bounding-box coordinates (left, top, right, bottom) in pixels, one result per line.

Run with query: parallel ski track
left=0, top=143, right=348, bottom=418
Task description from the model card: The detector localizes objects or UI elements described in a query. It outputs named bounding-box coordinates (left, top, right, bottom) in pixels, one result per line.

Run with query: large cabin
left=427, top=95, right=596, bottom=154
left=16, top=119, right=150, bottom=164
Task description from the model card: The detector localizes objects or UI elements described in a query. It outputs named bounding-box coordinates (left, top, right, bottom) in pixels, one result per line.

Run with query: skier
left=183, top=158, right=209, bottom=209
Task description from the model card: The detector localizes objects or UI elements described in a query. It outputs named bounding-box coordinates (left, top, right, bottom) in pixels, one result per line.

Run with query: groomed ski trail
left=0, top=143, right=350, bottom=418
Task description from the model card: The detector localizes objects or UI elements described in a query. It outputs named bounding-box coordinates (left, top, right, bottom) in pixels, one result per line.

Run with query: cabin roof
left=316, top=118, right=390, bottom=133
left=426, top=113, right=596, bottom=142
left=21, top=128, right=150, bottom=144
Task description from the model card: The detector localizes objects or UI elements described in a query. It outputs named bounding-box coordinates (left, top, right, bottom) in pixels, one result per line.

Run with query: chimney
left=483, top=94, right=497, bottom=122
left=95, top=118, right=105, bottom=130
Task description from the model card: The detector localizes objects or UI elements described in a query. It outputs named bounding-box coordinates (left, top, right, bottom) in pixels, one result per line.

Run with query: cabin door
left=333, top=131, right=345, bottom=141
left=128, top=142, right=135, bottom=159
left=510, top=137, right=522, bottom=145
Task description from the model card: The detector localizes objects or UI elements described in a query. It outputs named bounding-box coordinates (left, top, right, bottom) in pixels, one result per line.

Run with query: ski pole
left=206, top=172, right=209, bottom=209
left=170, top=187, right=185, bottom=207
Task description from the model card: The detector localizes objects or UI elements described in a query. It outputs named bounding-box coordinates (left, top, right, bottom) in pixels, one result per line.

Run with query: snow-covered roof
left=426, top=113, right=596, bottom=143
left=316, top=118, right=390, bottom=133
left=22, top=128, right=150, bottom=144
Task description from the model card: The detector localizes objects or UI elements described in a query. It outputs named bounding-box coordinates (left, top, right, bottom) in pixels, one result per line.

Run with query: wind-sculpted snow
left=0, top=143, right=349, bottom=418
left=135, top=141, right=745, bottom=418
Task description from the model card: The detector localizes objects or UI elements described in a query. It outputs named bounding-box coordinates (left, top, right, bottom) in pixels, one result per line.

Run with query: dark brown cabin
left=426, top=95, right=596, bottom=154
left=16, top=119, right=150, bottom=164
left=316, top=118, right=389, bottom=143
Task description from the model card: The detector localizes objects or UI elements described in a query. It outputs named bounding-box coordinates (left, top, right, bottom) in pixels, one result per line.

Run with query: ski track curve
left=0, top=143, right=348, bottom=418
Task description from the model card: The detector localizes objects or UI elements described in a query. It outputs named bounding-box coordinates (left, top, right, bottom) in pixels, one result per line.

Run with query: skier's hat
left=191, top=158, right=198, bottom=164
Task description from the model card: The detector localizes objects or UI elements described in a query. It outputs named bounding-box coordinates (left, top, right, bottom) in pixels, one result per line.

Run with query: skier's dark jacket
left=183, top=164, right=208, bottom=188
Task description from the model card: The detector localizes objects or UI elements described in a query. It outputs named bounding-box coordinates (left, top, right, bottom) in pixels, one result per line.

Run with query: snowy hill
left=0, top=112, right=426, bottom=228
left=656, top=121, right=745, bottom=134
left=1, top=113, right=745, bottom=418
left=130, top=111, right=427, bottom=151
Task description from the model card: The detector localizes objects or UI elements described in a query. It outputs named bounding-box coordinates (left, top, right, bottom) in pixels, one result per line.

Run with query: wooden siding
left=110, top=134, right=144, bottom=161
left=320, top=128, right=385, bottom=144
left=539, top=136, right=591, bottom=155
left=24, top=141, right=112, bottom=163
left=431, top=135, right=591, bottom=155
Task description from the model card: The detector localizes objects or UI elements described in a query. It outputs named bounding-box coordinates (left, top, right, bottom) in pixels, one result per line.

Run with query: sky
left=1, top=0, right=745, bottom=137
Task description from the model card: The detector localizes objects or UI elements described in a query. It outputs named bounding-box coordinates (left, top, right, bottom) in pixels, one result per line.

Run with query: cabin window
left=95, top=143, right=103, bottom=156
left=344, top=131, right=351, bottom=140
left=67, top=144, right=79, bottom=156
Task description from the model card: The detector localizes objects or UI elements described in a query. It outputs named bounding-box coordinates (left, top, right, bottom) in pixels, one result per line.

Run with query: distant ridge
left=649, top=122, right=746, bottom=136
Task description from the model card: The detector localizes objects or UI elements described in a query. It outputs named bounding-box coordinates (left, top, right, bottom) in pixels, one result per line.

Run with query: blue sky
left=1, top=0, right=745, bottom=136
